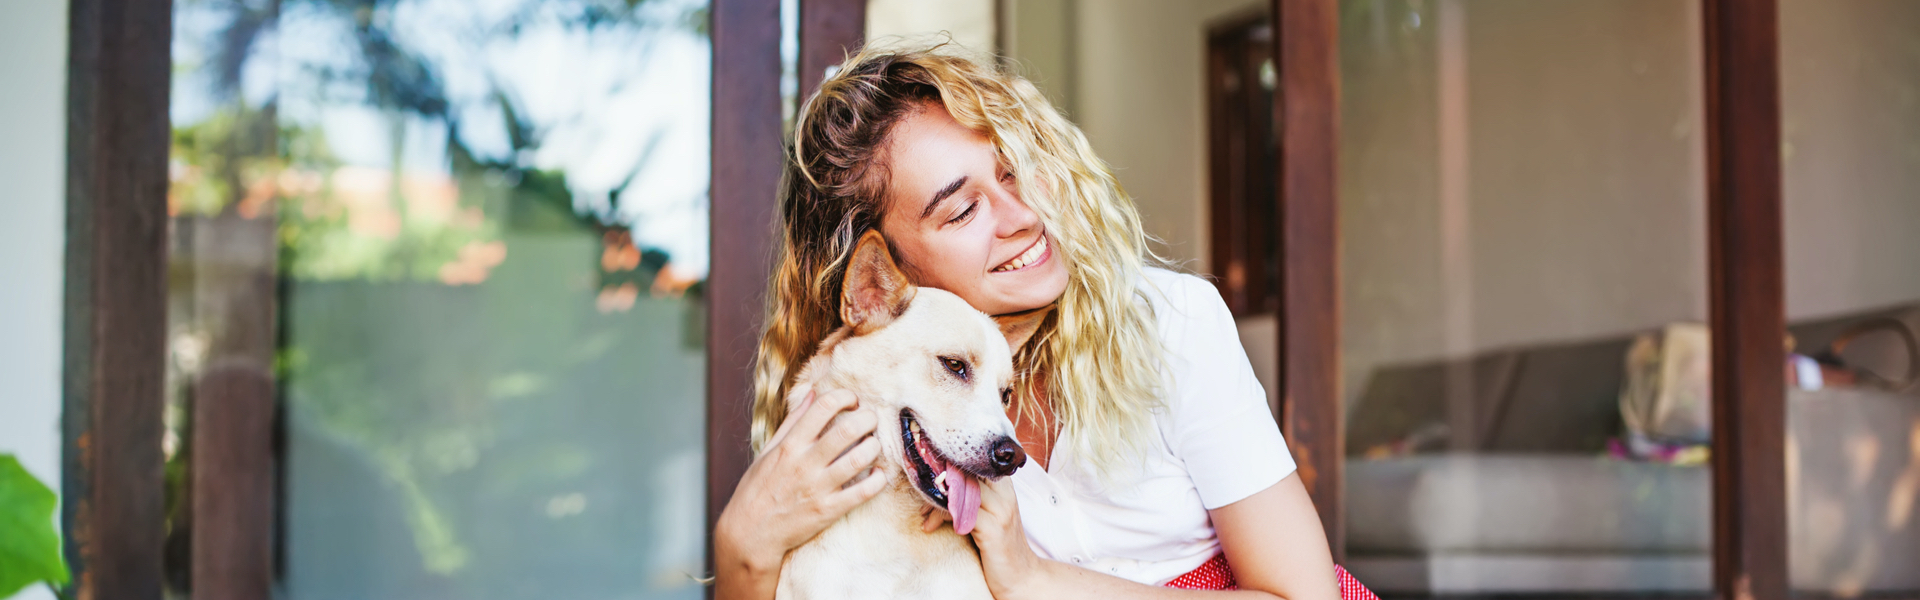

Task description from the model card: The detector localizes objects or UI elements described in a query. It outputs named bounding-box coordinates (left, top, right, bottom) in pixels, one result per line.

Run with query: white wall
left=1780, top=0, right=1920, bottom=320
left=0, top=0, right=68, bottom=599
left=1008, top=0, right=1262, bottom=269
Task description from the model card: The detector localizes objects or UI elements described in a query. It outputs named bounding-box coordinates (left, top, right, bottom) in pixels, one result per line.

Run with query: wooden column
left=707, top=0, right=783, bottom=590
left=1270, top=0, right=1343, bottom=560
left=62, top=0, right=173, bottom=598
left=799, top=0, right=864, bottom=103
left=1702, top=1, right=1788, bottom=600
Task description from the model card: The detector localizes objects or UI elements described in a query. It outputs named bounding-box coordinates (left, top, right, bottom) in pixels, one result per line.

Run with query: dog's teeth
left=934, top=471, right=948, bottom=492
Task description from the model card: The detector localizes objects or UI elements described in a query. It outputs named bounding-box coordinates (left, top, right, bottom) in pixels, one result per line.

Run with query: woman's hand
left=968, top=475, right=1050, bottom=599
left=714, top=383, right=889, bottom=600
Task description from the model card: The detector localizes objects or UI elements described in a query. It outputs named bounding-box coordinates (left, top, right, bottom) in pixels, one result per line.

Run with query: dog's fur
left=775, top=231, right=1046, bottom=600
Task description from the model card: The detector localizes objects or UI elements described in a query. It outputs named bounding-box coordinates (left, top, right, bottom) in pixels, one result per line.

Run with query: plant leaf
left=0, top=455, right=67, bottom=598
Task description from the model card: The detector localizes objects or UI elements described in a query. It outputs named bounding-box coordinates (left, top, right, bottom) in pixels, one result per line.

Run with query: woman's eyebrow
left=921, top=175, right=969, bottom=220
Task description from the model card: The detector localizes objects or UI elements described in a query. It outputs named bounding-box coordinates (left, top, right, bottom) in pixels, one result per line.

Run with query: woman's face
left=876, top=105, right=1069, bottom=316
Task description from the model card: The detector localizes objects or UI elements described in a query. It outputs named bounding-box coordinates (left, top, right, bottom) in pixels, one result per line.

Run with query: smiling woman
left=713, top=42, right=1342, bottom=600
left=876, top=104, right=1069, bottom=317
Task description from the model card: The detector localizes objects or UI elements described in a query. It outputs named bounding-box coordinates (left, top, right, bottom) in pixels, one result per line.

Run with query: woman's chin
left=986, top=265, right=1068, bottom=314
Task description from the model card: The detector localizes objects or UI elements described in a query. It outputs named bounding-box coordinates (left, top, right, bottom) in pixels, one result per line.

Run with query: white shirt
left=1011, top=267, right=1297, bottom=585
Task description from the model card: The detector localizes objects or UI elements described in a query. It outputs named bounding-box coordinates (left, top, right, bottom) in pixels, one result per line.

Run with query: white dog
left=775, top=230, right=1047, bottom=600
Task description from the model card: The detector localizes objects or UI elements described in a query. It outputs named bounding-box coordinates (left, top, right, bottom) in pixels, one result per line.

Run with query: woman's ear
left=993, top=306, right=1052, bottom=353
left=841, top=230, right=916, bottom=334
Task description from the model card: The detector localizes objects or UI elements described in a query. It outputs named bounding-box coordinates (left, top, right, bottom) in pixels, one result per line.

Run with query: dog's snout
left=989, top=437, right=1026, bottom=475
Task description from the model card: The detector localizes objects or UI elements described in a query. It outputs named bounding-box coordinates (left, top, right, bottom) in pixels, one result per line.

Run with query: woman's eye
left=946, top=201, right=978, bottom=225
left=999, top=171, right=1016, bottom=183
left=940, top=357, right=970, bottom=380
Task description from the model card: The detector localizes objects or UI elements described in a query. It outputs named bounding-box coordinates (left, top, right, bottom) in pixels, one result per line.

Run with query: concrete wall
left=0, top=1, right=68, bottom=599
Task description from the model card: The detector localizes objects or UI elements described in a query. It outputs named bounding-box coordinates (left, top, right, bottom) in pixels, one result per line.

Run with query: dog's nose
left=990, top=437, right=1026, bottom=475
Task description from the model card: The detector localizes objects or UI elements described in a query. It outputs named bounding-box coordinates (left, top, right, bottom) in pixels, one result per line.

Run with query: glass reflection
left=1339, top=0, right=1710, bottom=595
left=1781, top=0, right=1920, bottom=595
left=168, top=0, right=710, bottom=598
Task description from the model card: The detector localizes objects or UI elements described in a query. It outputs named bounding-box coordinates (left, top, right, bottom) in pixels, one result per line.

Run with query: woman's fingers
left=920, top=504, right=951, bottom=532
left=789, top=388, right=860, bottom=449
left=762, top=382, right=816, bottom=450
left=824, top=435, right=882, bottom=484
left=827, top=466, right=888, bottom=511
left=809, top=400, right=878, bottom=462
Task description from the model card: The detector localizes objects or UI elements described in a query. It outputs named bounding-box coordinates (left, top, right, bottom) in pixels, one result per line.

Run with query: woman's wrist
left=714, top=511, right=782, bottom=579
left=986, top=550, right=1054, bottom=600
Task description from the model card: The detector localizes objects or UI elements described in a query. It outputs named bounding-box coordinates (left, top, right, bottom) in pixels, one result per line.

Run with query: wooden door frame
left=1269, top=0, right=1345, bottom=562
left=62, top=0, right=174, bottom=597
left=706, top=0, right=786, bottom=591
left=1263, top=0, right=1790, bottom=596
left=1703, top=0, right=1788, bottom=598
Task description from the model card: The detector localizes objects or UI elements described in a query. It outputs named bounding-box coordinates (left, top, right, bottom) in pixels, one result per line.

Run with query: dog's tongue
left=947, top=464, right=983, bottom=535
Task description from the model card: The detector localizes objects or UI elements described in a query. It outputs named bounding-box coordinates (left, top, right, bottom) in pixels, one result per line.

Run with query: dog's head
left=802, top=230, right=1048, bottom=535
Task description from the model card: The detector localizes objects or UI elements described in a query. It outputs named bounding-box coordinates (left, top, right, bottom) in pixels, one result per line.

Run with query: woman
left=714, top=43, right=1340, bottom=600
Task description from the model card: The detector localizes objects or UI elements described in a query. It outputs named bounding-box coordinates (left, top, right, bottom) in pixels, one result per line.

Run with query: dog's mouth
left=900, top=410, right=985, bottom=535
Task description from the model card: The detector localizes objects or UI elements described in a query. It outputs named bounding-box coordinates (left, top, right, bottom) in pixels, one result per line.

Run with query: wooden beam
left=62, top=0, right=173, bottom=598
left=1270, top=0, right=1343, bottom=561
left=708, top=0, right=783, bottom=592
left=1702, top=1, right=1788, bottom=600
left=799, top=0, right=864, bottom=104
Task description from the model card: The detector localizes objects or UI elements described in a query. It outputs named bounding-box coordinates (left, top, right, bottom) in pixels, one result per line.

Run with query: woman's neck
left=1010, top=381, right=1059, bottom=472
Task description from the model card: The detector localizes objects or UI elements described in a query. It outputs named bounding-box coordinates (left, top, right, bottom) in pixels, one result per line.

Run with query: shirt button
left=1071, top=556, right=1085, bottom=564
left=1049, top=495, right=1059, bottom=506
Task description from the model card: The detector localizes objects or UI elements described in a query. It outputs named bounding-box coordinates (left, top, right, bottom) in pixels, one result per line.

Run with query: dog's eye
left=1001, top=389, right=1013, bottom=408
left=939, top=357, right=970, bottom=381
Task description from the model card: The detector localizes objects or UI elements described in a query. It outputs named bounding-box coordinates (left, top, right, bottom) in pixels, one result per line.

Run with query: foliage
left=0, top=455, right=66, bottom=599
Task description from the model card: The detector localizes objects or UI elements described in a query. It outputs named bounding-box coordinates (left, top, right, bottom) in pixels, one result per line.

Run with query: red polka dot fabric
left=1163, top=553, right=1239, bottom=590
left=1163, top=553, right=1379, bottom=600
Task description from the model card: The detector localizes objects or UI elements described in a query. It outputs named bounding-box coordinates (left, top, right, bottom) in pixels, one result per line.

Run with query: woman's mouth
left=991, top=236, right=1050, bottom=273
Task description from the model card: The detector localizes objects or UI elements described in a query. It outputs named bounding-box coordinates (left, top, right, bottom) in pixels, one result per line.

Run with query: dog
left=775, top=230, right=1048, bottom=600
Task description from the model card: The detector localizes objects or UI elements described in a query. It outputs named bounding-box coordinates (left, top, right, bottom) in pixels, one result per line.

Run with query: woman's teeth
left=992, top=237, right=1048, bottom=272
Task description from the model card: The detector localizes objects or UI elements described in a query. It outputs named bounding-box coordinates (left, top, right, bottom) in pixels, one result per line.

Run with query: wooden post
left=1270, top=0, right=1343, bottom=561
left=708, top=0, right=783, bottom=592
left=63, top=0, right=173, bottom=598
left=799, top=0, right=865, bottom=104
left=1702, top=1, right=1788, bottom=599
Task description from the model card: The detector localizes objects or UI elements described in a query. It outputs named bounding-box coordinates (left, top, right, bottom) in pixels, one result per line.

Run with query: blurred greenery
left=168, top=0, right=710, bottom=596
left=0, top=455, right=66, bottom=599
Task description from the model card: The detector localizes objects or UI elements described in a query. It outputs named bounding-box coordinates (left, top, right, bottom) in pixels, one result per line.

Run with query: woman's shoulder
left=1137, top=266, right=1229, bottom=319
left=1135, top=266, right=1235, bottom=349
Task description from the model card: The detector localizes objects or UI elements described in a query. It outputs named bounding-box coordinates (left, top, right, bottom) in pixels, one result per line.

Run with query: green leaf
left=0, top=455, right=67, bottom=598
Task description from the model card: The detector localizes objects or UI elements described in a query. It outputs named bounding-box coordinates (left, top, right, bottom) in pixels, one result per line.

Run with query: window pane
left=167, top=1, right=711, bottom=597
left=1780, top=0, right=1920, bottom=595
left=1339, top=0, right=1711, bottom=594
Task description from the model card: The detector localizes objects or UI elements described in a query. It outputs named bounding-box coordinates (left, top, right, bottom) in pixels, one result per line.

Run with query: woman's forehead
left=885, top=109, right=996, bottom=208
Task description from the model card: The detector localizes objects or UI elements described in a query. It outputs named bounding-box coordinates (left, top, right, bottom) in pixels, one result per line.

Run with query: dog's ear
left=993, top=305, right=1052, bottom=353
left=841, top=230, right=916, bottom=334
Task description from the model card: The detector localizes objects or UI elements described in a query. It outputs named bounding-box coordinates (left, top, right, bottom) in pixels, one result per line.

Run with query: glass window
left=166, top=1, right=711, bottom=597
left=1339, top=0, right=1711, bottom=594
left=1780, top=0, right=1920, bottom=595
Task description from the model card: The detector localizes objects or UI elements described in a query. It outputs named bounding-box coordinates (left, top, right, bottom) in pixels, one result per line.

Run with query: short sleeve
left=1155, top=273, right=1297, bottom=509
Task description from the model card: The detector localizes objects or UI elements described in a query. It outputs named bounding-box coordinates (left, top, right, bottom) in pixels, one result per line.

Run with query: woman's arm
left=713, top=383, right=891, bottom=600
left=967, top=473, right=1337, bottom=600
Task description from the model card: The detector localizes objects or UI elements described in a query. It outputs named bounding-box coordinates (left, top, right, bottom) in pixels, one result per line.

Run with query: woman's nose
left=990, top=186, right=1040, bottom=239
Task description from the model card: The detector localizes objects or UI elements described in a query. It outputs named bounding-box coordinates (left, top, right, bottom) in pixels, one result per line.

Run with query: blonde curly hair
left=750, top=41, right=1168, bottom=479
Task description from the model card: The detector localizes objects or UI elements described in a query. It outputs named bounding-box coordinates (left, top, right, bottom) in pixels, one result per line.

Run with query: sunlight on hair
left=753, top=41, right=1173, bottom=481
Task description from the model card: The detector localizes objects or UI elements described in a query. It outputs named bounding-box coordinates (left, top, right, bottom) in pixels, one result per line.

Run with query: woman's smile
left=991, top=235, right=1049, bottom=273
